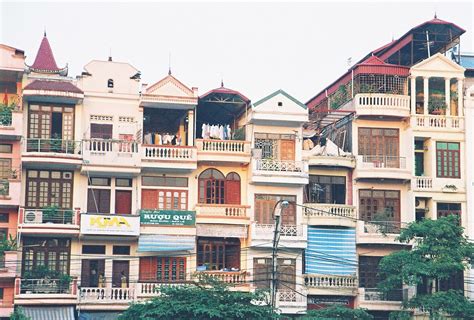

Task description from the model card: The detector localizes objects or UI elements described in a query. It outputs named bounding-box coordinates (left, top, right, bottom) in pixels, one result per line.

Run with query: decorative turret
left=25, top=33, right=68, bottom=76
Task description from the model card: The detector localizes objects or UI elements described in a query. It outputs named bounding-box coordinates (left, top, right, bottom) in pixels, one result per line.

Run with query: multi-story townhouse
left=16, top=34, right=83, bottom=318
left=304, top=17, right=466, bottom=319
left=0, top=44, right=25, bottom=318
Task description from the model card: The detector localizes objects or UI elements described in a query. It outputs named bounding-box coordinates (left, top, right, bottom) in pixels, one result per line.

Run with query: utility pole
left=270, top=200, right=289, bottom=314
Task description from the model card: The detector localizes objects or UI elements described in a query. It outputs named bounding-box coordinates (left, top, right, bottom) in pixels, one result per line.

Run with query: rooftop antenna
left=220, top=72, right=224, bottom=87
left=44, top=26, right=46, bottom=37
left=168, top=52, right=172, bottom=75
left=347, top=57, right=352, bottom=67
left=108, top=48, right=112, bottom=61
left=434, top=11, right=437, bottom=19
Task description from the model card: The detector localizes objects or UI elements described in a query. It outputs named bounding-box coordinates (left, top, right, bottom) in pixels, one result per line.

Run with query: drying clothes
left=154, top=133, right=162, bottom=145
left=144, top=133, right=152, bottom=145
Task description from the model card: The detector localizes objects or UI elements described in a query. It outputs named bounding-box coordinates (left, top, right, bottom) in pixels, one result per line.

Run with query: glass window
left=437, top=203, right=461, bottom=224
left=89, top=177, right=111, bottom=186
left=139, top=257, right=186, bottom=282
left=359, top=189, right=400, bottom=223
left=306, top=175, right=346, bottom=204
left=0, top=144, right=12, bottom=153
left=116, top=178, right=132, bottom=187
left=198, top=169, right=225, bottom=204
left=142, top=176, right=188, bottom=187
left=0, top=213, right=8, bottom=223
left=436, top=142, right=460, bottom=178
left=0, top=159, right=11, bottom=179
left=82, top=245, right=106, bottom=255
left=254, top=194, right=296, bottom=225
left=197, top=238, right=240, bottom=271
left=26, top=170, right=73, bottom=209
left=113, top=246, right=130, bottom=255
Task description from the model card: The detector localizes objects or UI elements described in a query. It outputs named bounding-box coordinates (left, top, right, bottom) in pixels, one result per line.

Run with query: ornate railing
left=364, top=288, right=405, bottom=301
left=303, top=203, right=356, bottom=219
left=24, top=138, right=82, bottom=155
left=196, top=139, right=249, bottom=153
left=137, top=282, right=185, bottom=297
left=19, top=278, right=75, bottom=294
left=83, top=139, right=139, bottom=154
left=143, top=145, right=196, bottom=160
left=413, top=115, right=464, bottom=130
left=79, top=287, right=135, bottom=302
left=194, top=271, right=248, bottom=284
left=254, top=159, right=307, bottom=173
left=254, top=224, right=303, bottom=237
left=355, top=94, right=410, bottom=110
left=304, top=274, right=357, bottom=289
left=364, top=221, right=407, bottom=234
left=195, top=204, right=249, bottom=218
left=358, top=155, right=406, bottom=169
left=413, top=176, right=433, bottom=190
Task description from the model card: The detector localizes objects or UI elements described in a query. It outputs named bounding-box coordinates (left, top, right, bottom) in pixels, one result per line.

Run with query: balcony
left=14, top=278, right=78, bottom=305
left=82, top=139, right=141, bottom=175
left=251, top=224, right=306, bottom=248
left=276, top=289, right=307, bottom=314
left=412, top=115, right=464, bottom=131
left=195, top=204, right=250, bottom=225
left=142, top=145, right=197, bottom=170
left=194, top=271, right=249, bottom=289
left=251, top=159, right=309, bottom=185
left=79, top=287, right=135, bottom=308
left=196, top=139, right=251, bottom=164
left=303, top=151, right=356, bottom=169
left=22, top=138, right=82, bottom=168
left=412, top=176, right=433, bottom=191
left=357, top=221, right=409, bottom=245
left=0, top=110, right=22, bottom=139
left=136, top=282, right=185, bottom=298
left=355, top=155, right=411, bottom=181
left=358, top=288, right=406, bottom=311
left=303, top=203, right=357, bottom=228
left=354, top=93, right=410, bottom=118
left=304, top=274, right=358, bottom=296
left=18, top=207, right=80, bottom=236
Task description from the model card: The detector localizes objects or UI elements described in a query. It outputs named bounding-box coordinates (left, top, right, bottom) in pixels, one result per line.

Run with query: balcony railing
left=364, top=288, right=405, bottom=301
left=413, top=115, right=464, bottom=130
left=0, top=112, right=13, bottom=126
left=254, top=159, right=307, bottom=173
left=137, top=282, right=185, bottom=297
left=303, top=203, right=356, bottom=219
left=143, top=145, right=196, bottom=161
left=83, top=139, right=139, bottom=154
left=196, top=139, right=249, bottom=153
left=358, top=155, right=406, bottom=169
left=364, top=221, right=407, bottom=234
left=19, top=278, right=75, bottom=294
left=24, top=138, right=82, bottom=155
left=277, top=290, right=306, bottom=304
left=354, top=93, right=410, bottom=116
left=194, top=271, right=248, bottom=284
left=254, top=224, right=304, bottom=238
left=79, top=287, right=135, bottom=303
left=304, top=274, right=358, bottom=289
left=195, top=204, right=249, bottom=218
left=21, top=208, right=78, bottom=225
left=413, top=176, right=433, bottom=190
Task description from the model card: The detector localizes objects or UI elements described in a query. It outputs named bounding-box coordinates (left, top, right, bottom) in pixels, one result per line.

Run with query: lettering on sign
left=140, top=210, right=196, bottom=226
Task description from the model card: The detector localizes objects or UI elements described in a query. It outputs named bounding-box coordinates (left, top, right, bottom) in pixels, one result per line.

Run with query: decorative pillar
left=457, top=78, right=464, bottom=117
left=187, top=109, right=194, bottom=146
left=445, top=78, right=451, bottom=116
left=423, top=77, right=429, bottom=115
left=410, top=76, right=417, bottom=115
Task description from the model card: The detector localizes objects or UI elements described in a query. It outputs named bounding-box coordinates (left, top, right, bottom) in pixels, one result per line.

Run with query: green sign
left=140, top=210, right=196, bottom=226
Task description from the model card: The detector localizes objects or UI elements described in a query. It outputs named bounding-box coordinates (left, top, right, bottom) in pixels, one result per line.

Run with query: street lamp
left=271, top=200, right=289, bottom=313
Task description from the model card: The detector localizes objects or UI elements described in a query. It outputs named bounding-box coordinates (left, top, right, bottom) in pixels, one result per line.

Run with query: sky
left=1, top=1, right=473, bottom=103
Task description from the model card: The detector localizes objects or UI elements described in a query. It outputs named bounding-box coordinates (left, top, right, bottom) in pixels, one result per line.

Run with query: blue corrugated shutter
left=23, top=306, right=75, bottom=320
left=305, top=226, right=356, bottom=275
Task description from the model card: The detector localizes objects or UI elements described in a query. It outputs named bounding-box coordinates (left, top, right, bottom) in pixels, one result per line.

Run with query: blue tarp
left=138, top=234, right=195, bottom=252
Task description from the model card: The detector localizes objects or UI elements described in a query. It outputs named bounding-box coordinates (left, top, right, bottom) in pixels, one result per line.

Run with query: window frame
left=436, top=142, right=460, bottom=178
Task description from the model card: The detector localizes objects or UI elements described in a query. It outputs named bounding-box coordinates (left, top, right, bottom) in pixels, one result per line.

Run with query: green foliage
left=10, top=307, right=31, bottom=320
left=301, top=305, right=373, bottom=319
left=119, top=277, right=274, bottom=320
left=0, top=179, right=9, bottom=196
left=388, top=311, right=412, bottom=320
left=378, top=216, right=474, bottom=319
left=0, top=234, right=17, bottom=255
left=330, top=85, right=350, bottom=110
left=0, top=103, right=14, bottom=126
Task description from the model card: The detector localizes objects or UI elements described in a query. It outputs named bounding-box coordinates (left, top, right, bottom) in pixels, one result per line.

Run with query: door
left=225, top=173, right=241, bottom=205
left=415, top=153, right=424, bottom=176
left=115, top=190, right=132, bottom=214
left=280, top=140, right=295, bottom=160
left=112, top=260, right=130, bottom=288
left=87, top=189, right=111, bottom=213
left=141, top=189, right=158, bottom=209
left=81, top=259, right=105, bottom=287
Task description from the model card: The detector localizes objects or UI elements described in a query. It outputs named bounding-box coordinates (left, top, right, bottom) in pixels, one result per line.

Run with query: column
left=187, top=109, right=194, bottom=146
left=445, top=78, right=451, bottom=116
left=423, top=77, right=429, bottom=115
left=410, top=76, right=416, bottom=115
left=457, top=78, right=464, bottom=117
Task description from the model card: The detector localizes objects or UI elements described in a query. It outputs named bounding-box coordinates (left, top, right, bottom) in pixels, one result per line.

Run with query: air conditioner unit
left=415, top=199, right=427, bottom=210
left=24, top=210, right=42, bottom=224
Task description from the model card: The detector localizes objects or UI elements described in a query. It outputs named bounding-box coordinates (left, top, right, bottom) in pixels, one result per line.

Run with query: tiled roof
left=30, top=35, right=61, bottom=71
left=24, top=80, right=83, bottom=94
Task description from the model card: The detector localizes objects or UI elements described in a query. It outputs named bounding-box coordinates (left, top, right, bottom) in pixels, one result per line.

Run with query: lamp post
left=270, top=200, right=289, bottom=313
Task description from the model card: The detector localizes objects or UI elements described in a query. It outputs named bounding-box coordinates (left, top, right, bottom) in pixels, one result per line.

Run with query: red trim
left=200, top=86, right=251, bottom=104
left=378, top=34, right=413, bottom=61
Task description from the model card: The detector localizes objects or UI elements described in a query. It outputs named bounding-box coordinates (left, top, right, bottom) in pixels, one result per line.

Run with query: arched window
left=225, top=172, right=241, bottom=205
left=199, top=169, right=225, bottom=204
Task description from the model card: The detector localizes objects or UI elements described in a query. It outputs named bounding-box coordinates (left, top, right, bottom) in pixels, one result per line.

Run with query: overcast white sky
left=1, top=1, right=473, bottom=102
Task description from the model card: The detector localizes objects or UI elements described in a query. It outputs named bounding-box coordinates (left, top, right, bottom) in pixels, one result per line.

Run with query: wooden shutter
left=281, top=203, right=296, bottom=225
left=141, top=190, right=158, bottom=209
left=280, top=140, right=295, bottom=160
left=139, top=257, right=157, bottom=281
left=253, top=258, right=271, bottom=289
left=225, top=180, right=241, bottom=205
left=115, top=190, right=132, bottom=214
left=81, top=259, right=91, bottom=287
left=255, top=198, right=275, bottom=225
left=278, top=259, right=296, bottom=290
left=91, top=124, right=113, bottom=139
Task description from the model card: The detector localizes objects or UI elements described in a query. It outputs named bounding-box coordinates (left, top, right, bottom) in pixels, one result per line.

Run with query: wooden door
left=280, top=140, right=295, bottom=160
left=81, top=259, right=105, bottom=287
left=139, top=257, right=157, bottom=281
left=281, top=203, right=296, bottom=225
left=254, top=198, right=275, bottom=225
left=112, top=260, right=130, bottom=288
left=115, top=190, right=132, bottom=214
left=225, top=180, right=241, bottom=205
left=141, top=189, right=158, bottom=209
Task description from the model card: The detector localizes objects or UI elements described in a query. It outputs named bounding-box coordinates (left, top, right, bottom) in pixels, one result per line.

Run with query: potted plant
left=58, top=274, right=73, bottom=292
left=42, top=206, right=59, bottom=223
left=428, top=97, right=447, bottom=115
left=63, top=209, right=73, bottom=224
left=0, top=180, right=9, bottom=196
left=0, top=103, right=13, bottom=126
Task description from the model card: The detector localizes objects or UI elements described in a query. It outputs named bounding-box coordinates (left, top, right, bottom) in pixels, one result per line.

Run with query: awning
left=138, top=234, right=195, bottom=252
left=196, top=224, right=248, bottom=238
left=79, top=311, right=122, bottom=320
left=23, top=306, right=75, bottom=320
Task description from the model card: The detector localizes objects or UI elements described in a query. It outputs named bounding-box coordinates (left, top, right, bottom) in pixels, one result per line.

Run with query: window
left=359, top=189, right=400, bottom=223
left=116, top=178, right=132, bottom=187
left=253, top=258, right=296, bottom=290
left=107, top=79, right=114, bottom=88
left=82, top=245, right=106, bottom=255
left=197, top=237, right=240, bottom=271
left=0, top=213, right=8, bottom=223
left=90, top=123, right=113, bottom=140
left=305, top=175, right=345, bottom=204
left=254, top=194, right=296, bottom=225
left=359, top=256, right=382, bottom=288
left=0, top=288, right=3, bottom=300
left=141, top=189, right=188, bottom=210
left=436, top=142, right=460, bottom=178
left=89, top=177, right=111, bottom=186
left=437, top=203, right=461, bottom=224
left=113, top=246, right=130, bottom=255
left=277, top=101, right=283, bottom=107
left=28, top=105, right=74, bottom=142
left=225, top=172, right=241, bottom=205
left=142, top=176, right=188, bottom=187
left=26, top=170, right=73, bottom=209
left=358, top=128, right=399, bottom=167
left=0, top=144, right=12, bottom=153
left=87, top=189, right=111, bottom=213
left=0, top=159, right=11, bottom=179
left=22, top=238, right=71, bottom=275
left=254, top=133, right=295, bottom=160
left=0, top=229, right=7, bottom=240
left=139, top=257, right=186, bottom=282
left=198, top=169, right=225, bottom=204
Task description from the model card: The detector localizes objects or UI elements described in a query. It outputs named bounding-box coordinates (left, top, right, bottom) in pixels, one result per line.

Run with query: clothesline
left=143, top=132, right=182, bottom=146
left=201, top=123, right=232, bottom=140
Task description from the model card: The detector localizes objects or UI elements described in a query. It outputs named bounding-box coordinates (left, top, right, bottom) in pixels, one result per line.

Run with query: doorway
left=112, top=260, right=130, bottom=288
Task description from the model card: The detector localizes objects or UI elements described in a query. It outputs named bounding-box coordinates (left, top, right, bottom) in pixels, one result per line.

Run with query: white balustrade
left=24, top=138, right=82, bottom=154
left=304, top=274, right=358, bottom=289
left=358, top=155, right=406, bottom=169
left=143, top=145, right=195, bottom=160
left=413, top=176, right=433, bottom=190
left=83, top=139, right=139, bottom=154
left=137, top=282, right=184, bottom=297
left=303, top=203, right=356, bottom=219
left=79, top=287, right=135, bottom=303
left=254, top=159, right=307, bottom=173
left=196, top=139, right=249, bottom=153
left=195, top=204, right=248, bottom=218
left=253, top=224, right=303, bottom=238
left=195, top=271, right=248, bottom=284
left=413, top=115, right=464, bottom=130
left=355, top=94, right=410, bottom=110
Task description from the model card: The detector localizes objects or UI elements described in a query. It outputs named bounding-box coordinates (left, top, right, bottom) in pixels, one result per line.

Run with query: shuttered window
left=253, top=258, right=295, bottom=290
left=90, top=123, right=113, bottom=139
left=254, top=195, right=296, bottom=225
left=26, top=170, right=73, bottom=209
left=139, top=257, right=186, bottom=282
left=141, top=189, right=188, bottom=210
left=436, top=142, right=460, bottom=178
left=358, top=128, right=399, bottom=157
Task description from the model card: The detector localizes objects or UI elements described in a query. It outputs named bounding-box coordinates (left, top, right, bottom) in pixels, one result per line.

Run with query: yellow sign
left=90, top=216, right=131, bottom=228
left=81, top=214, right=140, bottom=236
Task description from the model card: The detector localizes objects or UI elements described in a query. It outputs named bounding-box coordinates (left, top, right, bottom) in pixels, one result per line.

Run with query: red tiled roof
left=200, top=86, right=251, bottom=104
left=30, top=36, right=60, bottom=71
left=24, top=80, right=83, bottom=94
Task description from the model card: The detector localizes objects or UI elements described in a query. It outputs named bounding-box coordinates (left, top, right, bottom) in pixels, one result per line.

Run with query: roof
left=0, top=43, right=25, bottom=56
left=460, top=53, right=474, bottom=70
left=200, top=83, right=250, bottom=104
left=253, top=89, right=307, bottom=109
left=27, top=34, right=67, bottom=74
left=24, top=80, right=83, bottom=94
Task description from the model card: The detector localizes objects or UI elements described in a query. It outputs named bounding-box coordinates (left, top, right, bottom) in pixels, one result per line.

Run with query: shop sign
left=81, top=214, right=140, bottom=236
left=140, top=210, right=196, bottom=226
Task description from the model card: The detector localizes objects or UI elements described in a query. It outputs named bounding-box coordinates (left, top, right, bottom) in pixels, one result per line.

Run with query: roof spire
left=168, top=52, right=172, bottom=75
left=29, top=33, right=62, bottom=72
left=44, top=27, right=46, bottom=37
left=221, top=78, right=224, bottom=88
left=434, top=11, right=437, bottom=19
